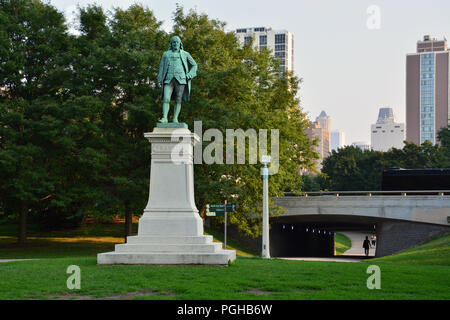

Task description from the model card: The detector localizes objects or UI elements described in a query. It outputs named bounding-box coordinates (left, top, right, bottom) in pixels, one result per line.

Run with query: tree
left=0, top=0, right=70, bottom=242
left=321, top=146, right=385, bottom=191
left=171, top=7, right=316, bottom=237
left=1, top=2, right=317, bottom=242
left=61, top=4, right=167, bottom=240
left=321, top=141, right=448, bottom=191
left=437, top=125, right=450, bottom=167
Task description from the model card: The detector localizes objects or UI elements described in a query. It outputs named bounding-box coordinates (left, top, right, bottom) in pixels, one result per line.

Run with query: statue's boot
left=158, top=118, right=168, bottom=123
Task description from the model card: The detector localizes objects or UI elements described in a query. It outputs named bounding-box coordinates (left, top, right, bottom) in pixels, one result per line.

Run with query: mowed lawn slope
left=334, top=233, right=352, bottom=255
left=371, top=233, right=450, bottom=266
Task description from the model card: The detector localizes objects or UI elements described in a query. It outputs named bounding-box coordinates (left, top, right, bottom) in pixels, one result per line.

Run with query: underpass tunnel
left=270, top=223, right=335, bottom=257
left=269, top=219, right=378, bottom=258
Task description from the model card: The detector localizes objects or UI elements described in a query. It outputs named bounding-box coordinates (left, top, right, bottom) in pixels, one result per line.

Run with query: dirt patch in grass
left=42, top=290, right=178, bottom=300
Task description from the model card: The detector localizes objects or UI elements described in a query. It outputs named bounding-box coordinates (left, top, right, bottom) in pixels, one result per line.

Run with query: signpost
left=206, top=202, right=235, bottom=249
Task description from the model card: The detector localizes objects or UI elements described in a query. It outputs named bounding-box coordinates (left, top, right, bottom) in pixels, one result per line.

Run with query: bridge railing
left=283, top=190, right=450, bottom=197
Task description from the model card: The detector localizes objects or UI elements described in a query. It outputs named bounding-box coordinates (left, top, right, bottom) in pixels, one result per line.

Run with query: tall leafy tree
left=322, top=141, right=448, bottom=191
left=437, top=125, right=450, bottom=167
left=172, top=7, right=316, bottom=237
left=0, top=0, right=70, bottom=242
left=63, top=4, right=167, bottom=239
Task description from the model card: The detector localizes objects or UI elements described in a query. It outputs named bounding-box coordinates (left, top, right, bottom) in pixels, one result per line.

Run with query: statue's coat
left=157, top=50, right=197, bottom=102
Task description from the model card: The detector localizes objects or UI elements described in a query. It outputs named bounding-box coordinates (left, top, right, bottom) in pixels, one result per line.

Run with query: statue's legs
left=173, top=82, right=185, bottom=123
left=159, top=83, right=174, bottom=123
left=159, top=79, right=186, bottom=123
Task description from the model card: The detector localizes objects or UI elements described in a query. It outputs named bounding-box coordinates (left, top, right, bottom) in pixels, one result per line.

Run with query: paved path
left=0, top=259, right=39, bottom=263
left=340, top=231, right=375, bottom=257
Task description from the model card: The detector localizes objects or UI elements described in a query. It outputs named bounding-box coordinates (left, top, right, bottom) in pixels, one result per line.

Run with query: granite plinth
left=97, top=127, right=236, bottom=265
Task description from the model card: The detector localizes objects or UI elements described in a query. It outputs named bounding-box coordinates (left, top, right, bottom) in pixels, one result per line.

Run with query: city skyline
left=49, top=0, right=450, bottom=144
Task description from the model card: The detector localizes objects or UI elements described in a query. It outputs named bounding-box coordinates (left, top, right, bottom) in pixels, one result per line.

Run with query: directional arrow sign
left=206, top=211, right=224, bottom=217
left=226, top=204, right=235, bottom=212
left=206, top=204, right=235, bottom=215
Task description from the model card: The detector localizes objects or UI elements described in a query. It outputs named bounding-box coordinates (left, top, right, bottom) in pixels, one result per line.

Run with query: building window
left=244, top=36, right=251, bottom=45
left=420, top=53, right=436, bottom=144
left=259, top=35, right=267, bottom=45
left=275, top=34, right=286, bottom=44
left=275, top=44, right=285, bottom=51
left=236, top=28, right=247, bottom=33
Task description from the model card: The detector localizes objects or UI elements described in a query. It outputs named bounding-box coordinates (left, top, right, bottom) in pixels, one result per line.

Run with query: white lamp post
left=261, top=155, right=271, bottom=259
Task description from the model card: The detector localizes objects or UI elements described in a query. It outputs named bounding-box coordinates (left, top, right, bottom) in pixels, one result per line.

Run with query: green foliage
left=321, top=139, right=450, bottom=191
left=301, top=174, right=325, bottom=192
left=321, top=146, right=385, bottom=191
left=438, top=125, right=450, bottom=166
left=0, top=1, right=316, bottom=240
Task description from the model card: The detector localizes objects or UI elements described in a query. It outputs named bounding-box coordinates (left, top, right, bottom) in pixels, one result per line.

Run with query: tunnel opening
left=269, top=219, right=377, bottom=258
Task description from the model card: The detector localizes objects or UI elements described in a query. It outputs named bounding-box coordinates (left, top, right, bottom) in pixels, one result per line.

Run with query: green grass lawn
left=0, top=223, right=254, bottom=259
left=371, top=233, right=450, bottom=266
left=0, top=256, right=449, bottom=300
left=1, top=224, right=449, bottom=300
left=334, top=233, right=351, bottom=255
left=0, top=223, right=133, bottom=259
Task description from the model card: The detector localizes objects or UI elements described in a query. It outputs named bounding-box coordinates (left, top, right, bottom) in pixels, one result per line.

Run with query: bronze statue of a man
left=157, top=36, right=198, bottom=123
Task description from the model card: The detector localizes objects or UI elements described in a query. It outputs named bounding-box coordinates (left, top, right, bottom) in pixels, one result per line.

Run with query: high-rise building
left=330, top=130, right=346, bottom=151
left=306, top=121, right=330, bottom=170
left=406, top=35, right=450, bottom=145
left=316, top=110, right=331, bottom=132
left=235, top=27, right=294, bottom=73
left=315, top=110, right=331, bottom=153
left=371, top=107, right=405, bottom=151
left=351, top=141, right=371, bottom=151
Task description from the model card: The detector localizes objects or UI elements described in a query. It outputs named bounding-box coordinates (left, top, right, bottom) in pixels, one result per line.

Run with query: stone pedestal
left=97, top=127, right=236, bottom=265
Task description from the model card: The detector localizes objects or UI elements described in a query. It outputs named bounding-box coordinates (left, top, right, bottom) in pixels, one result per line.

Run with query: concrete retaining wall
left=376, top=221, right=450, bottom=257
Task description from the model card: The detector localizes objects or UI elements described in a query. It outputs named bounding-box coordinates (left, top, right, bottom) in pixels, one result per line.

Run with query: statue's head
left=169, top=36, right=183, bottom=51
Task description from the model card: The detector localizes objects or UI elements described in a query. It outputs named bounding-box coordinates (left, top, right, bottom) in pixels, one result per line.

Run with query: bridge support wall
left=376, top=221, right=450, bottom=257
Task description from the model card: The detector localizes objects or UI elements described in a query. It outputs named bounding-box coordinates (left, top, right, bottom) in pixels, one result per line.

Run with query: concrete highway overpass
left=272, top=191, right=450, bottom=257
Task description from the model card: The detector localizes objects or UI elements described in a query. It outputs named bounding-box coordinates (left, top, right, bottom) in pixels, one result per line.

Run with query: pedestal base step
left=97, top=250, right=236, bottom=265
left=114, top=242, right=223, bottom=253
left=126, top=235, right=213, bottom=244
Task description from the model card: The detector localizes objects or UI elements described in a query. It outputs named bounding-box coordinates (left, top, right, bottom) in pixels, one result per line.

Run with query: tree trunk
left=124, top=200, right=133, bottom=243
left=18, top=201, right=27, bottom=245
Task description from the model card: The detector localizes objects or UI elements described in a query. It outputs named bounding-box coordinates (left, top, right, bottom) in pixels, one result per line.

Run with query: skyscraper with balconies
left=406, top=35, right=450, bottom=145
left=235, top=27, right=294, bottom=73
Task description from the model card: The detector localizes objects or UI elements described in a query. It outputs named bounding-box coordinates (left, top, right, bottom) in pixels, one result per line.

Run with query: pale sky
left=49, top=0, right=450, bottom=144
